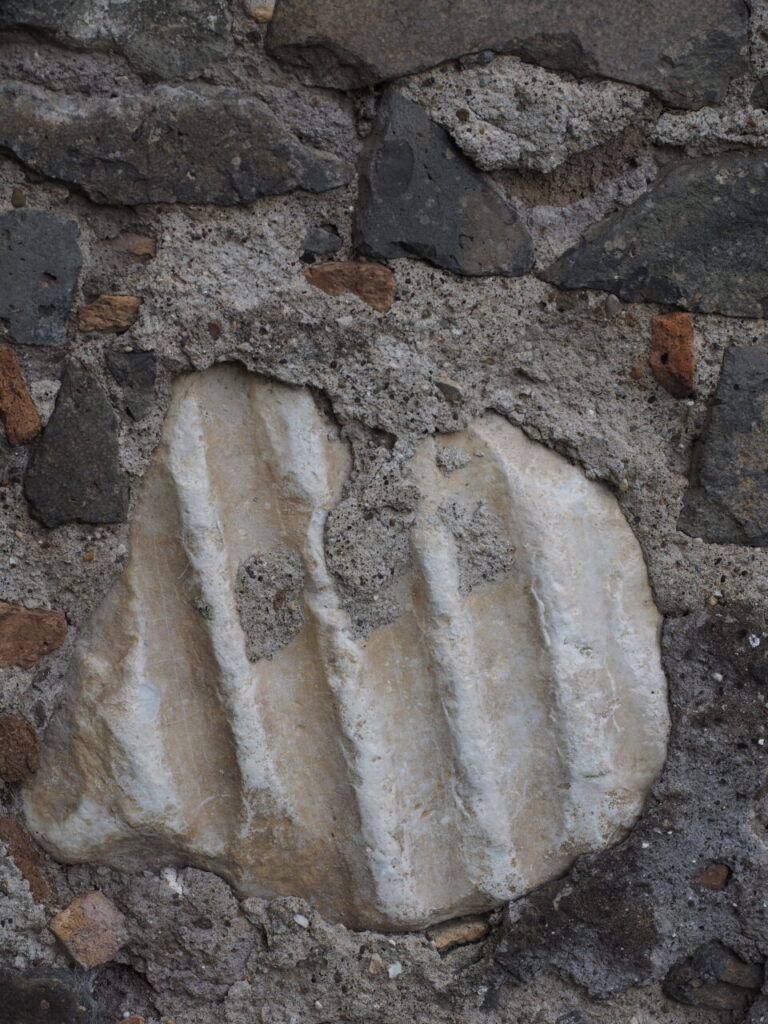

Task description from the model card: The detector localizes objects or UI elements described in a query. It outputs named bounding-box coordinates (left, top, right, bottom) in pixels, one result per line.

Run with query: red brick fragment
left=50, top=891, right=129, bottom=968
left=0, top=817, right=54, bottom=906
left=693, top=863, right=731, bottom=891
left=649, top=312, right=695, bottom=398
left=0, top=600, right=67, bottom=668
left=304, top=261, right=395, bottom=312
left=0, top=714, right=40, bottom=782
left=0, top=345, right=41, bottom=445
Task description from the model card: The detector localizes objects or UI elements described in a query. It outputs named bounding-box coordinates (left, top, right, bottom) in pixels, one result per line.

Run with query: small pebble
left=387, top=962, right=402, bottom=979
left=293, top=913, right=310, bottom=928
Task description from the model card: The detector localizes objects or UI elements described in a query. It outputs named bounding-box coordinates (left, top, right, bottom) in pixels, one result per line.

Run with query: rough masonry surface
left=24, top=366, right=668, bottom=932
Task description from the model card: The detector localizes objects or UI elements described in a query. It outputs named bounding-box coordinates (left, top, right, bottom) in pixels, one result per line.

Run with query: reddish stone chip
left=50, top=891, right=129, bottom=968
left=0, top=600, right=67, bottom=668
left=649, top=312, right=695, bottom=398
left=0, top=817, right=54, bottom=905
left=693, top=863, right=731, bottom=891
left=304, top=261, right=396, bottom=312
left=0, top=714, right=40, bottom=783
left=0, top=344, right=42, bottom=445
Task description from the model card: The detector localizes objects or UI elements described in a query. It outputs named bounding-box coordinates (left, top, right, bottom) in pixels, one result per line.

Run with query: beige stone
left=106, top=233, right=157, bottom=259
left=0, top=600, right=67, bottom=668
left=427, top=915, right=489, bottom=951
left=50, top=891, right=128, bottom=968
left=24, top=365, right=669, bottom=931
left=77, top=294, right=142, bottom=332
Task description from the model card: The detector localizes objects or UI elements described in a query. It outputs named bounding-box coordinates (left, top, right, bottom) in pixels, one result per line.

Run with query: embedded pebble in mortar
left=24, top=366, right=669, bottom=932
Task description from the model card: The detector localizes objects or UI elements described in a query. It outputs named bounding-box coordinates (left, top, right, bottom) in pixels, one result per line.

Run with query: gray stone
left=25, top=360, right=129, bottom=528
left=0, top=83, right=352, bottom=206
left=0, top=210, right=81, bottom=347
left=353, top=90, right=533, bottom=277
left=544, top=153, right=768, bottom=318
left=106, top=349, right=157, bottom=421
left=0, top=967, right=96, bottom=1024
left=0, top=0, right=233, bottom=80
left=662, top=941, right=763, bottom=1011
left=302, top=224, right=342, bottom=256
left=678, top=347, right=768, bottom=546
left=266, top=0, right=748, bottom=109
left=557, top=1013, right=593, bottom=1024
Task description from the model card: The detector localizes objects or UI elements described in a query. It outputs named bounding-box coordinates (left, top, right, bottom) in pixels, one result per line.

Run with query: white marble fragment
left=24, top=365, right=669, bottom=931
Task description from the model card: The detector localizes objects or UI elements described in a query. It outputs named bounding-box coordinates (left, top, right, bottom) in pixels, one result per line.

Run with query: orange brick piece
left=0, top=344, right=41, bottom=445
left=649, top=312, right=695, bottom=398
left=426, top=915, right=490, bottom=952
left=78, top=294, right=142, bottom=333
left=304, top=261, right=395, bottom=312
left=0, top=817, right=54, bottom=905
left=0, top=714, right=40, bottom=783
left=0, top=600, right=67, bottom=668
left=50, top=891, right=129, bottom=968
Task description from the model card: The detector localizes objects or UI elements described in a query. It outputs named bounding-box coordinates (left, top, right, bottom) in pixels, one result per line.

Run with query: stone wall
left=1, top=2, right=768, bottom=1023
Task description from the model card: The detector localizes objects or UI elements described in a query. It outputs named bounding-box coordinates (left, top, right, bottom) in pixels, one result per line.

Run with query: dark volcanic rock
left=354, top=90, right=532, bottom=277
left=0, top=210, right=81, bottom=347
left=662, top=941, right=763, bottom=1012
left=25, top=360, right=129, bottom=527
left=106, top=349, right=157, bottom=421
left=0, top=0, right=232, bottom=80
left=267, top=0, right=748, bottom=108
left=0, top=83, right=352, bottom=206
left=545, top=153, right=768, bottom=317
left=302, top=224, right=342, bottom=257
left=496, top=608, right=768, bottom=996
left=678, top=347, right=768, bottom=546
left=0, top=967, right=96, bottom=1024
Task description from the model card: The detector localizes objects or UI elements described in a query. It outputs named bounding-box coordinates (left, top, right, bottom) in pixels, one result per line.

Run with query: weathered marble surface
left=25, top=365, right=668, bottom=931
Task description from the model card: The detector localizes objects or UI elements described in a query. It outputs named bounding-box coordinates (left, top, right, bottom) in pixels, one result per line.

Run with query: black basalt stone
left=0, top=0, right=233, bottom=80
left=353, top=90, right=533, bottom=278
left=544, top=153, right=768, bottom=318
left=0, top=83, right=352, bottom=206
left=25, top=360, right=129, bottom=527
left=678, top=347, right=768, bottom=546
left=106, top=350, right=157, bottom=421
left=0, top=967, right=97, bottom=1024
left=0, top=210, right=81, bottom=347
left=267, top=0, right=748, bottom=109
